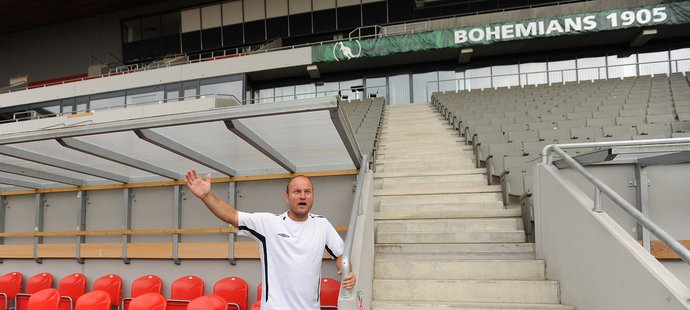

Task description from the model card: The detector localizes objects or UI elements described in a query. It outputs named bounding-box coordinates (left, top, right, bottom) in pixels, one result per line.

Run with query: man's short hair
left=285, top=175, right=312, bottom=193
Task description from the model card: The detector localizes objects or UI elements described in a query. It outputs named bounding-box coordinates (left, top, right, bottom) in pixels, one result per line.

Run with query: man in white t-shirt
left=184, top=169, right=356, bottom=309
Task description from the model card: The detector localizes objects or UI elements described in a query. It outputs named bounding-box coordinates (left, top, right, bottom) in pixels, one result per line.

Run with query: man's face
left=284, top=176, right=314, bottom=221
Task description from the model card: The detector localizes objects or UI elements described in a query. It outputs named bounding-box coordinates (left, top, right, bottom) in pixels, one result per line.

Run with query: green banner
left=312, top=1, right=690, bottom=63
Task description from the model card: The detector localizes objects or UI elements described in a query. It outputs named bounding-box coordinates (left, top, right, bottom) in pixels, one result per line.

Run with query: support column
left=34, top=193, right=45, bottom=264
left=76, top=191, right=87, bottom=264
left=172, top=185, right=183, bottom=265
left=122, top=188, right=133, bottom=264
left=228, top=182, right=237, bottom=265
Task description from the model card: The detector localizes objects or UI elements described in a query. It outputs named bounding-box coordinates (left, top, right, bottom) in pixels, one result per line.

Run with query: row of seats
left=23, top=289, right=227, bottom=310
left=432, top=72, right=690, bottom=204
left=0, top=271, right=340, bottom=310
left=342, top=97, right=385, bottom=163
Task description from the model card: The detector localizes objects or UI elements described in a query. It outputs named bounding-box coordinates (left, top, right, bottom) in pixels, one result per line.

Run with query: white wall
left=535, top=164, right=690, bottom=310
left=0, top=174, right=355, bottom=303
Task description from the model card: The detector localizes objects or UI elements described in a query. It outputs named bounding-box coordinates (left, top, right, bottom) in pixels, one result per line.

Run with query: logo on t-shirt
left=277, top=233, right=291, bottom=238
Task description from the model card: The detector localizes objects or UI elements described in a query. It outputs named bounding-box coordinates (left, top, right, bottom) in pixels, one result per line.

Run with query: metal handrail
left=541, top=138, right=690, bottom=265
left=340, top=153, right=369, bottom=298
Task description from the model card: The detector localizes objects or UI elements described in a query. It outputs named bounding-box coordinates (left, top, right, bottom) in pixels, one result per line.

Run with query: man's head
left=284, top=175, right=314, bottom=221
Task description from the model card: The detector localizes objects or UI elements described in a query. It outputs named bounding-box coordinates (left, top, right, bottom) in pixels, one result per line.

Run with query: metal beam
left=134, top=129, right=237, bottom=177
left=34, top=193, right=45, bottom=264
left=0, top=163, right=83, bottom=186
left=0, top=176, right=42, bottom=189
left=172, top=185, right=183, bottom=265
left=0, top=145, right=130, bottom=183
left=458, top=48, right=473, bottom=64
left=0, top=195, right=5, bottom=263
left=0, top=99, right=337, bottom=145
left=57, top=138, right=180, bottom=180
left=637, top=150, right=690, bottom=168
left=76, top=191, right=87, bottom=264
left=329, top=106, right=362, bottom=168
left=122, top=188, right=133, bottom=264
left=552, top=149, right=615, bottom=169
left=225, top=120, right=297, bottom=173
left=630, top=29, right=657, bottom=47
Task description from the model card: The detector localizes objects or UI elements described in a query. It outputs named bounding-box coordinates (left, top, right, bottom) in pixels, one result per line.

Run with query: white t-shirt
left=237, top=211, right=344, bottom=310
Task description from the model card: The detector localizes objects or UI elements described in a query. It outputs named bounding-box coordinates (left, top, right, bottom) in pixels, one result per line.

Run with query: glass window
left=388, top=74, right=410, bottom=105
left=438, top=70, right=456, bottom=93
left=30, top=101, right=60, bottom=118
left=161, top=12, right=181, bottom=36
left=364, top=77, right=385, bottom=100
left=607, top=54, right=637, bottom=79
left=126, top=87, right=165, bottom=106
left=548, top=59, right=577, bottom=84
left=183, top=81, right=199, bottom=99
left=456, top=71, right=466, bottom=91
left=274, top=85, right=295, bottom=102
left=465, top=67, right=491, bottom=90
left=296, top=83, right=317, bottom=99
left=316, top=82, right=340, bottom=98
left=520, top=62, right=547, bottom=86
left=200, top=80, right=243, bottom=102
left=259, top=88, right=275, bottom=103
left=638, top=50, right=670, bottom=76
left=412, top=72, right=438, bottom=103
left=123, top=19, right=142, bottom=43
left=142, top=16, right=161, bottom=40
left=340, top=79, right=365, bottom=100
left=90, top=92, right=126, bottom=111
left=577, top=56, right=606, bottom=81
left=671, top=48, right=690, bottom=73
left=492, top=64, right=519, bottom=88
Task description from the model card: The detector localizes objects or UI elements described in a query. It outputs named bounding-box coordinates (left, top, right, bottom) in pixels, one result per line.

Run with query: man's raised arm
left=184, top=169, right=239, bottom=227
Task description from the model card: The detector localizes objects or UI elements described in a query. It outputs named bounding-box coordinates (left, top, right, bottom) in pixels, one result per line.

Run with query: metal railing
left=426, top=57, right=690, bottom=100
left=541, top=138, right=690, bottom=265
left=340, top=153, right=369, bottom=298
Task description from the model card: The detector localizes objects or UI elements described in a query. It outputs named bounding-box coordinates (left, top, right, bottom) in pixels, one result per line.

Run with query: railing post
left=635, top=164, right=651, bottom=252
left=593, top=187, right=603, bottom=213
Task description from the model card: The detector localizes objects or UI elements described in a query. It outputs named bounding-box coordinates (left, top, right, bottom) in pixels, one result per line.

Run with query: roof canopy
left=0, top=96, right=361, bottom=191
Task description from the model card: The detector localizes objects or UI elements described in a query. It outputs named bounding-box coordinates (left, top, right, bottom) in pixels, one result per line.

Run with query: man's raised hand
left=184, top=169, right=212, bottom=200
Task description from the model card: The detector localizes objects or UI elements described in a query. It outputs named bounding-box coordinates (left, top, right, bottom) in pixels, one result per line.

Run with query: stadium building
left=1, top=0, right=690, bottom=309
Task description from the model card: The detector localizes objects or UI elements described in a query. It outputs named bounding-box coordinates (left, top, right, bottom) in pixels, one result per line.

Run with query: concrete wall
left=534, top=164, right=690, bottom=310
left=0, top=174, right=355, bottom=303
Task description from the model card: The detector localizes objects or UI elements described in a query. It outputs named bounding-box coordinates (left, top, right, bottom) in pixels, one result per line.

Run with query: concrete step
left=374, top=169, right=486, bottom=178
left=380, top=174, right=487, bottom=185
left=372, top=301, right=575, bottom=310
left=374, top=259, right=545, bottom=280
left=380, top=180, right=489, bottom=190
left=377, top=218, right=520, bottom=232
left=377, top=144, right=472, bottom=153
left=374, top=208, right=521, bottom=220
left=378, top=192, right=502, bottom=204
left=377, top=201, right=503, bottom=213
left=373, top=279, right=561, bottom=304
left=376, top=230, right=526, bottom=244
left=377, top=163, right=478, bottom=172
left=375, top=185, right=502, bottom=197
left=375, top=243, right=536, bottom=260
left=377, top=154, right=475, bottom=164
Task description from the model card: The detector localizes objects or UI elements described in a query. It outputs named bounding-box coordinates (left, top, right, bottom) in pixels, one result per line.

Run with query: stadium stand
left=433, top=73, right=690, bottom=202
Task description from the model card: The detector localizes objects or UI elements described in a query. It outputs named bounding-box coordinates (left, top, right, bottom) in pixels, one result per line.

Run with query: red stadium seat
left=122, top=275, right=162, bottom=310
left=16, top=273, right=53, bottom=310
left=74, top=290, right=111, bottom=310
left=58, top=273, right=87, bottom=310
left=187, top=295, right=227, bottom=310
left=27, top=288, right=60, bottom=310
left=129, top=293, right=167, bottom=310
left=167, top=276, right=204, bottom=310
left=92, top=274, right=122, bottom=308
left=320, top=278, right=340, bottom=310
left=213, top=277, right=248, bottom=310
left=0, top=272, right=22, bottom=310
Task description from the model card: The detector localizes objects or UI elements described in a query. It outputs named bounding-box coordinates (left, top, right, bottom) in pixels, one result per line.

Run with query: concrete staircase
left=372, top=103, right=574, bottom=310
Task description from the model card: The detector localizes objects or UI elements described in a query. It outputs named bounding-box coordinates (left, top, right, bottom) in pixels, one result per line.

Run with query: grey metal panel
left=0, top=163, right=83, bottom=186
left=0, top=176, right=42, bottom=189
left=225, top=120, right=297, bottom=173
left=0, top=99, right=337, bottom=145
left=636, top=151, right=690, bottom=167
left=329, top=105, right=363, bottom=169
left=0, top=145, right=130, bottom=183
left=135, top=129, right=238, bottom=177
left=57, top=138, right=180, bottom=180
